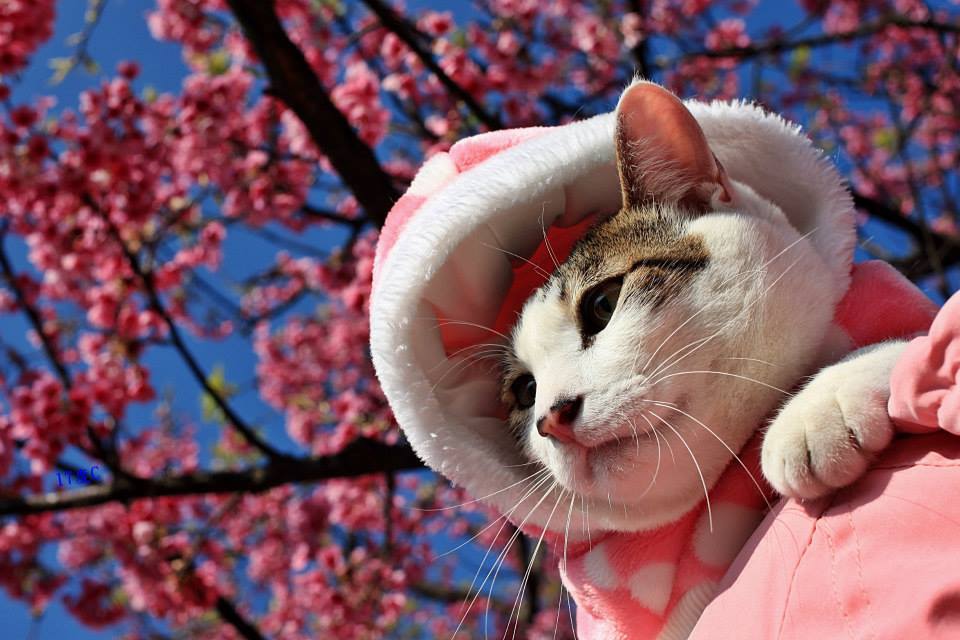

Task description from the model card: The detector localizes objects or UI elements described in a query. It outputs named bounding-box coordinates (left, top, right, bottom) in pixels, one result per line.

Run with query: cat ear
left=614, top=81, right=733, bottom=211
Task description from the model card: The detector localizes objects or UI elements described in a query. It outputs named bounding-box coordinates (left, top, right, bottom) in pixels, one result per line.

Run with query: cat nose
left=536, top=396, right=583, bottom=444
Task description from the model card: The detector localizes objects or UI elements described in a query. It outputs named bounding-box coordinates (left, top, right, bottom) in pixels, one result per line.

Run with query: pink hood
left=371, top=101, right=859, bottom=530
left=369, top=101, right=945, bottom=637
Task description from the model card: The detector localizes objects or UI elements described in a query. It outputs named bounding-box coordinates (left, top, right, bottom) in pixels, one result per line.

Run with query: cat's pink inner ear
left=615, top=82, right=732, bottom=210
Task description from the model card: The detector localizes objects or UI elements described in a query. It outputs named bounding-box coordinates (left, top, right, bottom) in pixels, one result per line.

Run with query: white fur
left=513, top=188, right=837, bottom=531
left=370, top=91, right=859, bottom=536
left=761, top=340, right=906, bottom=499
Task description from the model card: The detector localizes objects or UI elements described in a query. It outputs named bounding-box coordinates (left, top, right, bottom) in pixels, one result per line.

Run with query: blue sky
left=0, top=0, right=953, bottom=637
left=4, top=2, right=170, bottom=636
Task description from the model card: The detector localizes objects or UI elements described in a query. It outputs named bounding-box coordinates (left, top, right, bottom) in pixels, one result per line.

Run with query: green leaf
left=206, top=50, right=231, bottom=76
left=316, top=0, right=345, bottom=15
left=872, top=128, right=897, bottom=151
left=789, top=46, right=811, bottom=78
left=48, top=57, right=75, bottom=85
left=451, top=30, right=468, bottom=48
left=201, top=364, right=237, bottom=423
left=110, top=586, right=129, bottom=607
left=81, top=56, right=100, bottom=75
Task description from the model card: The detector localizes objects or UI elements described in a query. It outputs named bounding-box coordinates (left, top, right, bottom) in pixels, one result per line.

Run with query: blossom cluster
left=0, top=0, right=954, bottom=637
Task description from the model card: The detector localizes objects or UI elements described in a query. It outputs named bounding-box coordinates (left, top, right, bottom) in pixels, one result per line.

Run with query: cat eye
left=580, top=279, right=623, bottom=336
left=511, top=374, right=536, bottom=410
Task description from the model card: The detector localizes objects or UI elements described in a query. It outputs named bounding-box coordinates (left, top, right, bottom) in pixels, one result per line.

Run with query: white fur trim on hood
left=369, top=99, right=855, bottom=518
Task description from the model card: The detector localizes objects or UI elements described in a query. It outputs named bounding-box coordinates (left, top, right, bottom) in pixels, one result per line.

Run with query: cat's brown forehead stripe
left=500, top=205, right=708, bottom=410
left=558, top=205, right=708, bottom=290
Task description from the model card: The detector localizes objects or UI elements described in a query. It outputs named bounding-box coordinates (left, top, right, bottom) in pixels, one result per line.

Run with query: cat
left=498, top=80, right=905, bottom=534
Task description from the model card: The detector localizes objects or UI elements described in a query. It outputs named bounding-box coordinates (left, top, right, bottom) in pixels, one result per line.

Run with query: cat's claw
left=761, top=342, right=905, bottom=500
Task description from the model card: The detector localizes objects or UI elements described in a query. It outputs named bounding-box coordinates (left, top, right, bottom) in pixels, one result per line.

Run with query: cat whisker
left=649, top=369, right=790, bottom=396
left=539, top=208, right=562, bottom=271
left=426, top=318, right=511, bottom=342
left=636, top=227, right=815, bottom=378
left=642, top=334, right=714, bottom=386
left=503, top=489, right=565, bottom=640
left=719, top=356, right=778, bottom=367
left=640, top=411, right=676, bottom=464
left=566, top=589, right=579, bottom=640
left=580, top=494, right=592, bottom=550
left=633, top=262, right=767, bottom=377
left=556, top=492, right=577, bottom=640
left=633, top=268, right=759, bottom=377
left=643, top=250, right=803, bottom=384
left=645, top=252, right=804, bottom=383
left=648, top=409, right=714, bottom=532
left=427, top=342, right=510, bottom=369
left=430, top=349, right=511, bottom=393
left=481, top=241, right=553, bottom=281
left=450, top=474, right=553, bottom=638
left=420, top=466, right=549, bottom=513
left=636, top=413, right=664, bottom=499
left=641, top=400, right=772, bottom=510
left=436, top=475, right=551, bottom=560
left=503, top=460, right=543, bottom=469
left=492, top=482, right=564, bottom=638
left=485, top=483, right=559, bottom=638
left=451, top=479, right=558, bottom=639
left=627, top=415, right=641, bottom=456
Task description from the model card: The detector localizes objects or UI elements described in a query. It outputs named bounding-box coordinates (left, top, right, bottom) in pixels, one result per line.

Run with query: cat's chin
left=534, top=436, right=728, bottom=533
left=540, top=435, right=651, bottom=496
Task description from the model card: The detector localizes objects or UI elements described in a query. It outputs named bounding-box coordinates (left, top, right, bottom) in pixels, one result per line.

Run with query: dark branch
left=692, top=16, right=960, bottom=60
left=0, top=228, right=124, bottom=472
left=516, top=534, right=540, bottom=624
left=224, top=0, right=400, bottom=227
left=852, top=191, right=927, bottom=237
left=0, top=438, right=425, bottom=516
left=361, top=0, right=503, bottom=130
left=215, top=596, right=267, bottom=640
left=627, top=0, right=653, bottom=80
left=412, top=582, right=512, bottom=615
left=0, top=229, right=70, bottom=385
left=95, top=210, right=287, bottom=461
left=301, top=205, right=365, bottom=228
left=50, top=0, right=109, bottom=84
left=851, top=190, right=960, bottom=278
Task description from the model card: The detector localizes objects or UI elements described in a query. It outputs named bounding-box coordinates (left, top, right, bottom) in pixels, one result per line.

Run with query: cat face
left=499, top=82, right=837, bottom=531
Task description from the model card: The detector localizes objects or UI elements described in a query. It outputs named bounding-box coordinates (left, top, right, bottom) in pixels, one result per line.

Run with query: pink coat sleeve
left=689, top=291, right=960, bottom=640
left=888, top=290, right=960, bottom=435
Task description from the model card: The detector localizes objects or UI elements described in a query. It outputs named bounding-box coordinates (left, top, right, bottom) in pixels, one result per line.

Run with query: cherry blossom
left=0, top=0, right=954, bottom=637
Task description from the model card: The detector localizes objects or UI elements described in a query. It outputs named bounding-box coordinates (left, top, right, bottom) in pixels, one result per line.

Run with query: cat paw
left=761, top=342, right=904, bottom=500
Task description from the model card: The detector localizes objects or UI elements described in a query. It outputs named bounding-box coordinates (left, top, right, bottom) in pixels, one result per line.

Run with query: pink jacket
left=555, top=262, right=944, bottom=639
left=688, top=289, right=960, bottom=640
left=370, top=107, right=959, bottom=638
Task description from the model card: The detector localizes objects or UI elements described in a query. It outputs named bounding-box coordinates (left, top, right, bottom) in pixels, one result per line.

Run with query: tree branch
left=224, top=0, right=400, bottom=227
left=0, top=438, right=425, bottom=517
left=361, top=0, right=503, bottom=130
left=851, top=190, right=960, bottom=277
left=95, top=209, right=288, bottom=462
left=516, top=533, right=539, bottom=624
left=0, top=228, right=70, bottom=385
left=50, top=0, right=109, bottom=84
left=0, top=227, right=126, bottom=472
left=627, top=0, right=653, bottom=80
left=215, top=596, right=267, bottom=640
left=412, top=582, right=512, bottom=615
left=300, top=205, right=365, bottom=228
left=692, top=16, right=960, bottom=60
